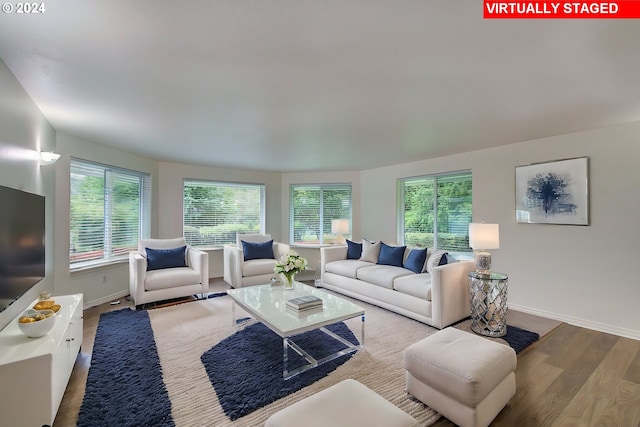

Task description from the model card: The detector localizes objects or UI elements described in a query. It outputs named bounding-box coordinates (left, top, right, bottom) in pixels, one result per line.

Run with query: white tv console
left=0, top=294, right=83, bottom=427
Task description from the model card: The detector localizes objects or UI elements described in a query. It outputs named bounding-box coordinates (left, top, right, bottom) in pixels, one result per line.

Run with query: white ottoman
left=403, top=328, right=517, bottom=427
left=265, top=379, right=418, bottom=427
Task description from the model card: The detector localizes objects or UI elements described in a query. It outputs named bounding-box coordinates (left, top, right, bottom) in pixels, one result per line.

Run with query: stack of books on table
left=286, top=295, right=323, bottom=312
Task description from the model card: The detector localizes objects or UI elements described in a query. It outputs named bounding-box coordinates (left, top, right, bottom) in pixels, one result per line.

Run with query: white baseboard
left=84, top=290, right=130, bottom=309
left=509, top=303, right=640, bottom=341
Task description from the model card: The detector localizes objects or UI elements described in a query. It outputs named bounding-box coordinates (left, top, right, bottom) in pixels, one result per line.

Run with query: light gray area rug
left=147, top=294, right=560, bottom=427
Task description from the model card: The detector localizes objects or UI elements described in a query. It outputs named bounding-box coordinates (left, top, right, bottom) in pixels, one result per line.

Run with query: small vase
left=280, top=273, right=296, bottom=290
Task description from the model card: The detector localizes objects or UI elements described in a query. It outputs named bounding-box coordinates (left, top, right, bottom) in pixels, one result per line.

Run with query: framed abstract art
left=515, top=156, right=589, bottom=225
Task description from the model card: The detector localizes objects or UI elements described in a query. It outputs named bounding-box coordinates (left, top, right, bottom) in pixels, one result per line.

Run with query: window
left=70, top=159, right=151, bottom=268
left=397, top=172, right=472, bottom=254
left=183, top=180, right=265, bottom=247
left=290, top=184, right=352, bottom=245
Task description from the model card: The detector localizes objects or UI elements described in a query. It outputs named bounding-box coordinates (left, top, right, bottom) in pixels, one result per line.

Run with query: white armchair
left=129, top=237, right=209, bottom=308
left=223, top=234, right=290, bottom=288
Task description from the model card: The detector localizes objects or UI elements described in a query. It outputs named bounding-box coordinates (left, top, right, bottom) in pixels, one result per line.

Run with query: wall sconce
left=39, top=151, right=61, bottom=165
left=468, top=223, right=500, bottom=275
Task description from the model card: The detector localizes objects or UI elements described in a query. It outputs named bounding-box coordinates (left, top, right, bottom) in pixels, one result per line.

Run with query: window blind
left=70, top=159, right=151, bottom=267
left=183, top=180, right=265, bottom=246
left=397, top=172, right=472, bottom=253
left=290, top=184, right=352, bottom=245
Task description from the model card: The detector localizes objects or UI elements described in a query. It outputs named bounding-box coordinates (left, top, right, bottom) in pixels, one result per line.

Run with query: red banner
left=484, top=1, right=640, bottom=18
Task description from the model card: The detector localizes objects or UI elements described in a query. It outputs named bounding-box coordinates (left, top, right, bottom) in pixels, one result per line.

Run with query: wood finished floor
left=434, top=323, right=640, bottom=427
left=53, top=298, right=640, bottom=427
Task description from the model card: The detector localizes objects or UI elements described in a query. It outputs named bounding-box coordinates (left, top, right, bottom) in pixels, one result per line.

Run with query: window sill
left=70, top=259, right=127, bottom=275
left=289, top=243, right=345, bottom=249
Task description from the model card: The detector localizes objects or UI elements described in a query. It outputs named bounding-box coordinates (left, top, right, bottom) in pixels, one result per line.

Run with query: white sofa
left=129, top=237, right=209, bottom=308
left=223, top=234, right=290, bottom=288
left=320, top=245, right=475, bottom=329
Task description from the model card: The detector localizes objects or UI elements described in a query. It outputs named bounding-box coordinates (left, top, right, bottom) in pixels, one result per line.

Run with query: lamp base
left=474, top=251, right=492, bottom=277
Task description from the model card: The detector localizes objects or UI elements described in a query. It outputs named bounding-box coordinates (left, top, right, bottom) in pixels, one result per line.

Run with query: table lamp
left=331, top=219, right=350, bottom=243
left=468, top=223, right=499, bottom=276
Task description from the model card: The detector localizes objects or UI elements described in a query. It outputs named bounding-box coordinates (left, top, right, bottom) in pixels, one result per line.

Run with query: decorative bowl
left=17, top=309, right=57, bottom=338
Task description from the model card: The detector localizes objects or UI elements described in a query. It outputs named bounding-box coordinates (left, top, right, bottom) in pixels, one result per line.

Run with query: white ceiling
left=1, top=1, right=639, bottom=172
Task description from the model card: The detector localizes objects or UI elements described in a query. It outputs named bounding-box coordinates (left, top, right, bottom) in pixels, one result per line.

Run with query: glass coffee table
left=227, top=281, right=365, bottom=379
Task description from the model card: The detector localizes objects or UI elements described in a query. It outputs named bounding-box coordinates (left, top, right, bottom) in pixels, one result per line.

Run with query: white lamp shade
left=331, top=219, right=350, bottom=235
left=469, top=223, right=500, bottom=249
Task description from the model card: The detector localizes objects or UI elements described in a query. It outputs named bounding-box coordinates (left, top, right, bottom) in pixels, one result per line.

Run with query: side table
left=468, top=271, right=508, bottom=337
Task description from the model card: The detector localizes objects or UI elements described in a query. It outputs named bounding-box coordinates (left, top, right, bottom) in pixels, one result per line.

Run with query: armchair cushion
left=242, top=239, right=275, bottom=261
left=243, top=258, right=279, bottom=277
left=145, top=267, right=202, bottom=291
left=145, top=245, right=187, bottom=271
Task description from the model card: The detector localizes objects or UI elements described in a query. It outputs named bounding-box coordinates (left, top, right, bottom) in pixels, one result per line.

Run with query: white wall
left=0, top=59, right=56, bottom=330
left=361, top=122, right=640, bottom=339
left=158, top=162, right=282, bottom=278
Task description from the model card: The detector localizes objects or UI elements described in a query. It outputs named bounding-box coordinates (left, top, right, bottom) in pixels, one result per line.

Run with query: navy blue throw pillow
left=377, top=242, right=406, bottom=267
left=346, top=240, right=363, bottom=259
left=146, top=246, right=187, bottom=271
left=242, top=240, right=274, bottom=261
left=438, top=252, right=450, bottom=266
left=404, top=248, right=427, bottom=273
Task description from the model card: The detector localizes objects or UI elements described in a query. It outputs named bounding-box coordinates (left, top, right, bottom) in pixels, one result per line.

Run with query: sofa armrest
left=187, top=247, right=209, bottom=292
left=223, top=244, right=245, bottom=288
left=273, top=242, right=291, bottom=259
left=430, top=260, right=475, bottom=329
left=129, top=251, right=147, bottom=305
left=320, top=246, right=348, bottom=281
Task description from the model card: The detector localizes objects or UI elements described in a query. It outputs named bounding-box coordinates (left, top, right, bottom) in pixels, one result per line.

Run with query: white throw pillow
left=425, top=249, right=447, bottom=274
left=360, top=239, right=381, bottom=263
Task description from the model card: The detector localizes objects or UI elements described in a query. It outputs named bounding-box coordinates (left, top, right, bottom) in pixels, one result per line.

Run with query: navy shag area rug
left=77, top=309, right=174, bottom=427
left=503, top=325, right=540, bottom=354
left=201, top=322, right=358, bottom=421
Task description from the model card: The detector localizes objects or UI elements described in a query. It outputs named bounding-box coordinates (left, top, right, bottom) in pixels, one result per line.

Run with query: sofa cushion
left=360, top=239, right=381, bottom=263
left=346, top=239, right=363, bottom=259
left=243, top=258, right=278, bottom=277
left=356, top=265, right=414, bottom=289
left=242, top=239, right=274, bottom=261
left=378, top=242, right=406, bottom=267
left=145, top=246, right=187, bottom=271
left=145, top=267, right=201, bottom=291
left=393, top=273, right=432, bottom=301
left=326, top=260, right=375, bottom=279
left=403, top=248, right=428, bottom=274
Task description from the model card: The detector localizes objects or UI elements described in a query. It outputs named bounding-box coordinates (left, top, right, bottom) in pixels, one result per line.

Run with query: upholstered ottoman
left=265, top=379, right=418, bottom=427
left=403, top=327, right=516, bottom=427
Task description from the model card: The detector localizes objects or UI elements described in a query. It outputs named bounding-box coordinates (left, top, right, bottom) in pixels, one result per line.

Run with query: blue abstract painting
left=515, top=157, right=589, bottom=225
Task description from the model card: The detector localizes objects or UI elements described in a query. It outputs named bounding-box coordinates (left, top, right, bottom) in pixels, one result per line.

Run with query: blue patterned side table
left=468, top=271, right=508, bottom=337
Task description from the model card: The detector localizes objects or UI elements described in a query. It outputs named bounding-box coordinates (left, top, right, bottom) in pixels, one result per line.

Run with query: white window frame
left=397, top=171, right=472, bottom=255
left=70, top=158, right=151, bottom=270
left=182, top=179, right=266, bottom=247
left=289, top=183, right=352, bottom=245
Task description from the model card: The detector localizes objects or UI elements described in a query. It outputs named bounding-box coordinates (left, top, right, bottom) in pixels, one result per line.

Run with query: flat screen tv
left=0, top=185, right=46, bottom=314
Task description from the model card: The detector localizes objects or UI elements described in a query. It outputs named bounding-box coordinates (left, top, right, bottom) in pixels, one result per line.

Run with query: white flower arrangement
left=274, top=250, right=308, bottom=278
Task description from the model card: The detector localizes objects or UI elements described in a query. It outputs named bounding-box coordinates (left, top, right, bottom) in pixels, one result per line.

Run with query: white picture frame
left=515, top=157, right=589, bottom=225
